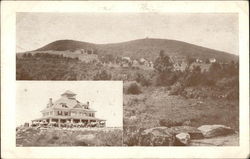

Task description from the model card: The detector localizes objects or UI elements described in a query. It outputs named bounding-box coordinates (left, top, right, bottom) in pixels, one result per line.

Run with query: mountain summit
left=35, top=38, right=238, bottom=62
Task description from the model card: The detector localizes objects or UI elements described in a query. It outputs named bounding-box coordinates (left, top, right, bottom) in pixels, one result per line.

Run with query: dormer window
left=61, top=103, right=68, bottom=108
left=84, top=105, right=89, bottom=109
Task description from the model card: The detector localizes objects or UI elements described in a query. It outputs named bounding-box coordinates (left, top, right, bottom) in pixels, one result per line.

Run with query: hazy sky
left=16, top=81, right=123, bottom=127
left=16, top=13, right=238, bottom=54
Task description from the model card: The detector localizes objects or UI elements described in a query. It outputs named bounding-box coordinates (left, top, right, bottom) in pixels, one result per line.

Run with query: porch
left=31, top=117, right=106, bottom=128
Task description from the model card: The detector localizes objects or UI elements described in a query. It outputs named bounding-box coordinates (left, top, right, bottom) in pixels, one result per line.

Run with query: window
left=71, top=111, right=76, bottom=116
left=58, top=111, right=62, bottom=115
left=61, top=103, right=68, bottom=108
left=50, top=111, right=52, bottom=115
left=64, top=112, right=69, bottom=116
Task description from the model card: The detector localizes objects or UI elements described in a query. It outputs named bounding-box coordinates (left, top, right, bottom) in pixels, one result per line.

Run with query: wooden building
left=32, top=90, right=106, bottom=128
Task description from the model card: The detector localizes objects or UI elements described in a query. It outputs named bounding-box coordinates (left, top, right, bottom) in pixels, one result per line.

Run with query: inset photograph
left=16, top=81, right=123, bottom=146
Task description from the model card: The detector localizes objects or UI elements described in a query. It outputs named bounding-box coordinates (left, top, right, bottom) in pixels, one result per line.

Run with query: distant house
left=122, top=56, right=131, bottom=63
left=80, top=49, right=86, bottom=54
left=149, top=61, right=154, bottom=68
left=32, top=90, right=106, bottom=128
left=196, top=58, right=203, bottom=63
left=209, top=58, right=216, bottom=63
left=139, top=58, right=147, bottom=64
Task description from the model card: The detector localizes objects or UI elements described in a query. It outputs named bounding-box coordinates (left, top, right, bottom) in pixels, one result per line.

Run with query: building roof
left=50, top=97, right=95, bottom=111
left=61, top=90, right=76, bottom=96
left=42, top=90, right=95, bottom=112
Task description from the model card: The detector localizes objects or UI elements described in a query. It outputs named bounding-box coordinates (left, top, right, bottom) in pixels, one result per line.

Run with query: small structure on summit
left=31, top=90, right=106, bottom=128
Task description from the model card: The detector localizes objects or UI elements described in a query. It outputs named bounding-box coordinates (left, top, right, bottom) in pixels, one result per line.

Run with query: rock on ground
left=176, top=133, right=190, bottom=145
left=170, top=126, right=203, bottom=139
left=189, top=134, right=239, bottom=146
left=138, top=127, right=175, bottom=146
left=198, top=125, right=234, bottom=138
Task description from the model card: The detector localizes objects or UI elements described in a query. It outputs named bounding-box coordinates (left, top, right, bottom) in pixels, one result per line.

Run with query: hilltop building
left=32, top=90, right=106, bottom=127
left=209, top=58, right=216, bottom=63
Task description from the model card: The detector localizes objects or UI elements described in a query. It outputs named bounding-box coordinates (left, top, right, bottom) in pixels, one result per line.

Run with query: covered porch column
left=58, top=119, right=61, bottom=128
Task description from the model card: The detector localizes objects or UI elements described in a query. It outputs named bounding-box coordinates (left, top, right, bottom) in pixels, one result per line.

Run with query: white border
left=1, top=1, right=249, bottom=159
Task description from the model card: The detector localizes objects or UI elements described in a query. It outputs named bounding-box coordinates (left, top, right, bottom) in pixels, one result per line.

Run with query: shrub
left=159, top=119, right=183, bottom=127
left=74, top=141, right=88, bottom=146
left=126, top=83, right=141, bottom=95
left=135, top=73, right=151, bottom=87
left=215, top=77, right=239, bottom=90
left=154, top=73, right=178, bottom=86
left=93, top=70, right=112, bottom=80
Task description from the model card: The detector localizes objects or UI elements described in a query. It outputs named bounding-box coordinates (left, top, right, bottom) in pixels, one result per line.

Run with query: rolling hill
left=34, top=38, right=238, bottom=62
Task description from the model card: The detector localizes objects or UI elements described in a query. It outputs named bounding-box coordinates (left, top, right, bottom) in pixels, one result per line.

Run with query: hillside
left=33, top=38, right=238, bottom=62
left=36, top=40, right=96, bottom=51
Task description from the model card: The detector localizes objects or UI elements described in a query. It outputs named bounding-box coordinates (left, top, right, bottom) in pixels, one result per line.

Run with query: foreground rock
left=170, top=126, right=203, bottom=139
left=189, top=134, right=239, bottom=146
left=176, top=133, right=190, bottom=145
left=138, top=127, right=175, bottom=146
left=198, top=125, right=234, bottom=138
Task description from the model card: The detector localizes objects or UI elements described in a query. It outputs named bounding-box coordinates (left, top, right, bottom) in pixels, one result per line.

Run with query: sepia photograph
left=16, top=12, right=239, bottom=146
left=16, top=81, right=123, bottom=146
left=1, top=1, right=249, bottom=159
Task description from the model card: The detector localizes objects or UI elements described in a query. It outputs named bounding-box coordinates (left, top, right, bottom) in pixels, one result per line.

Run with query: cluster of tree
left=153, top=50, right=238, bottom=87
left=152, top=50, right=239, bottom=99
left=16, top=53, right=100, bottom=80
left=99, top=54, right=116, bottom=64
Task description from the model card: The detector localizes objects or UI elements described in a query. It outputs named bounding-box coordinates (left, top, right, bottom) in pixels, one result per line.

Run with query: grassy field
left=123, top=85, right=239, bottom=130
left=16, top=128, right=123, bottom=146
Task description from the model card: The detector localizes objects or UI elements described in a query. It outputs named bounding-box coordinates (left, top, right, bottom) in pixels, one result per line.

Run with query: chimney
left=87, top=101, right=89, bottom=109
left=49, top=98, right=53, bottom=107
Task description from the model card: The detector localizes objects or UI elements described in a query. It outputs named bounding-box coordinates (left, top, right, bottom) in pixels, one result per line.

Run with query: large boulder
left=138, top=127, right=175, bottom=146
left=176, top=133, right=190, bottom=145
left=189, top=134, right=239, bottom=146
left=198, top=125, right=234, bottom=138
left=170, top=126, right=203, bottom=139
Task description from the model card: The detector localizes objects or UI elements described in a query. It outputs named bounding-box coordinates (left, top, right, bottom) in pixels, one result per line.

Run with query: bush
left=135, top=73, right=151, bottom=87
left=126, top=83, right=141, bottom=95
left=215, top=77, right=239, bottom=90
left=93, top=70, right=112, bottom=80
left=159, top=119, right=183, bottom=127
left=154, top=73, right=178, bottom=86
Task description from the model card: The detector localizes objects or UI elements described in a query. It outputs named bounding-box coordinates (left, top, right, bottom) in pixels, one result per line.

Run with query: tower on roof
left=61, top=90, right=76, bottom=98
